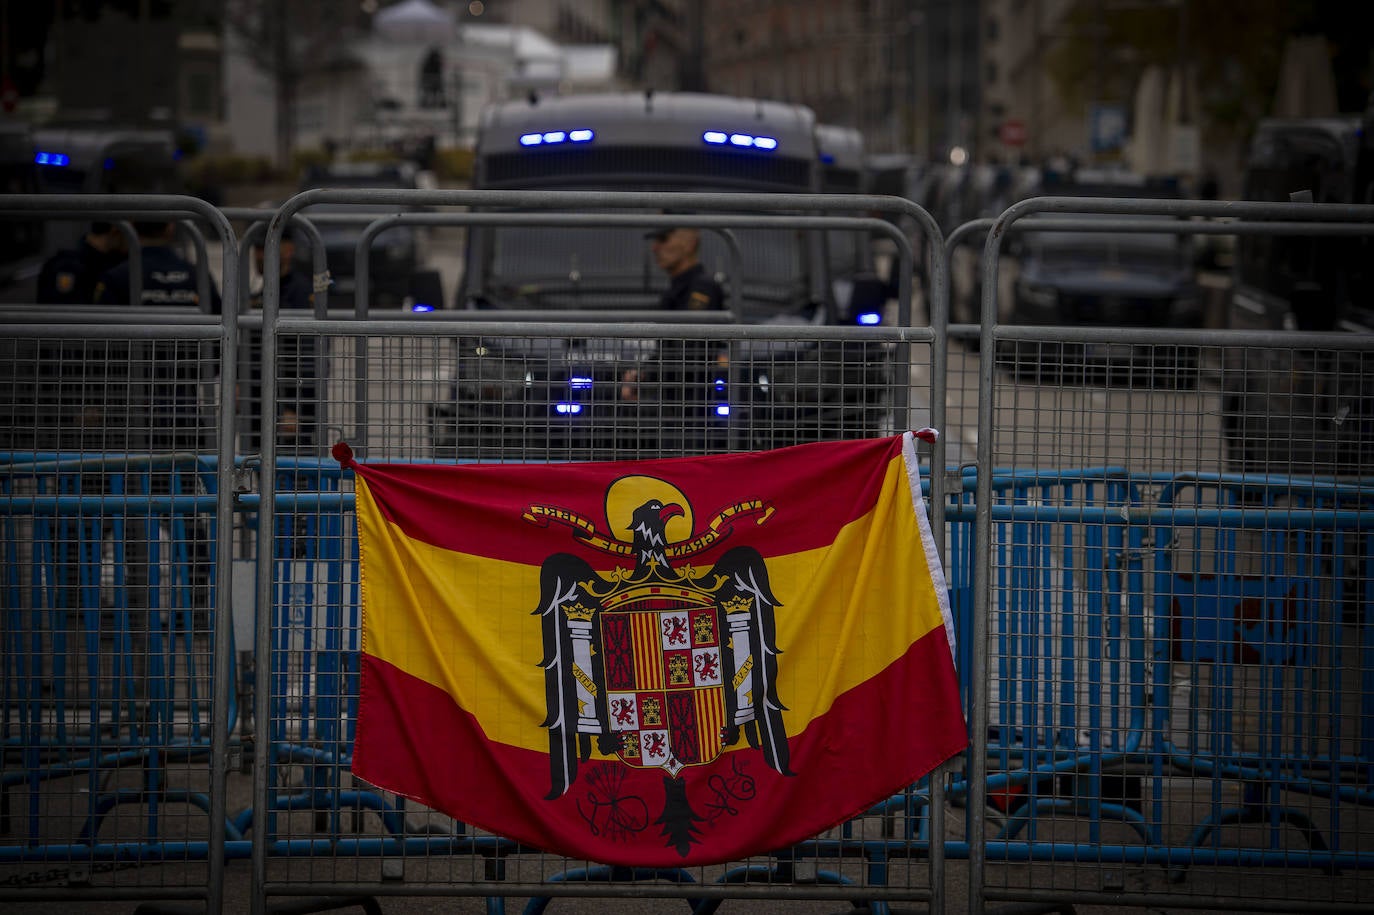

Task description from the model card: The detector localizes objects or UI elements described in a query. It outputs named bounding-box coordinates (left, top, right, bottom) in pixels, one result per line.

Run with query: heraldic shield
left=600, top=580, right=727, bottom=775
left=532, top=474, right=792, bottom=856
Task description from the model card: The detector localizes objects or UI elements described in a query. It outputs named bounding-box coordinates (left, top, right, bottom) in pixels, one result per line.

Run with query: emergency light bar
left=34, top=151, right=70, bottom=166
left=519, top=129, right=595, bottom=147
left=703, top=131, right=778, bottom=150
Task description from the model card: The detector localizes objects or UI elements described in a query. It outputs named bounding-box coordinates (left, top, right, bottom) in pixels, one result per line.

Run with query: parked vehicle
left=30, top=125, right=184, bottom=254
left=297, top=161, right=443, bottom=310
left=1222, top=113, right=1374, bottom=476
left=1000, top=169, right=1203, bottom=382
left=431, top=90, right=893, bottom=461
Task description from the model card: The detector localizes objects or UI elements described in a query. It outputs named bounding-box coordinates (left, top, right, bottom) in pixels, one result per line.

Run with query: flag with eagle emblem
left=341, top=432, right=965, bottom=866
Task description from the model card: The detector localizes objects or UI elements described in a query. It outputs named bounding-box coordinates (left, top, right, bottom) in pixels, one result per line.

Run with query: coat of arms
left=529, top=475, right=792, bottom=856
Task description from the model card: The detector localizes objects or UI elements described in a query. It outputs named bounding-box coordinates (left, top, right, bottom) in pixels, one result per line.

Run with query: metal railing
left=3, top=190, right=1374, bottom=913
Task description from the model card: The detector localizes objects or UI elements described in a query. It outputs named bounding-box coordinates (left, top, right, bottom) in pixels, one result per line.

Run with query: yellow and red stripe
left=346, top=433, right=966, bottom=866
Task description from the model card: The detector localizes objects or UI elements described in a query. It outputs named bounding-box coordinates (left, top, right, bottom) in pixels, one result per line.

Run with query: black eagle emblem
left=530, top=484, right=791, bottom=856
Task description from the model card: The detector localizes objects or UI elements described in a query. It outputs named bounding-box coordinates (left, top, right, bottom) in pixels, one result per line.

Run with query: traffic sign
left=998, top=118, right=1027, bottom=147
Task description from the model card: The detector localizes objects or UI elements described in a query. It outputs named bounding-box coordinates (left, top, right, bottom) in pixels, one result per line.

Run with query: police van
left=1222, top=113, right=1374, bottom=476
left=30, top=125, right=184, bottom=253
left=432, top=91, right=893, bottom=461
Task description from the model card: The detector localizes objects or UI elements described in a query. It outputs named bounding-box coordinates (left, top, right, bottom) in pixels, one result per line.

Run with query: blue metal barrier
left=21, top=453, right=1374, bottom=904
left=1150, top=473, right=1374, bottom=880
left=936, top=466, right=1374, bottom=878
left=0, top=452, right=238, bottom=853
left=942, top=468, right=1152, bottom=847
left=229, top=459, right=374, bottom=843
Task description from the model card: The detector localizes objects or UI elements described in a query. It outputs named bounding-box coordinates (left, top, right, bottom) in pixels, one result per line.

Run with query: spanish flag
left=342, top=432, right=965, bottom=866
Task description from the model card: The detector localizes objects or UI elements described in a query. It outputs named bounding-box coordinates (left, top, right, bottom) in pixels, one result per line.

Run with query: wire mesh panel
left=247, top=320, right=950, bottom=911
left=973, top=200, right=1374, bottom=909
left=0, top=323, right=233, bottom=902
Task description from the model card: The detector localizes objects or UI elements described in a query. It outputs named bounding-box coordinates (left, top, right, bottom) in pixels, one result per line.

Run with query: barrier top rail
left=262, top=188, right=943, bottom=318
left=348, top=210, right=751, bottom=319
left=347, top=210, right=912, bottom=322
left=947, top=212, right=1374, bottom=253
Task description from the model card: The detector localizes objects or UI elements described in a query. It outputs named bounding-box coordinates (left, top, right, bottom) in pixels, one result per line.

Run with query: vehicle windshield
left=1025, top=215, right=1186, bottom=271
left=300, top=170, right=414, bottom=191
left=482, top=222, right=810, bottom=316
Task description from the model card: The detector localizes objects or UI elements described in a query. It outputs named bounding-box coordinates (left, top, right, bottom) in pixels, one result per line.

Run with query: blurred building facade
left=694, top=0, right=983, bottom=160
left=5, top=0, right=226, bottom=147
left=1, top=0, right=1358, bottom=188
left=224, top=0, right=619, bottom=159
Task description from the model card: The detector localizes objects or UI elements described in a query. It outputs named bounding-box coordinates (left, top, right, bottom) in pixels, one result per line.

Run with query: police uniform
left=37, top=239, right=125, bottom=305
left=661, top=262, right=724, bottom=311
left=94, top=245, right=222, bottom=312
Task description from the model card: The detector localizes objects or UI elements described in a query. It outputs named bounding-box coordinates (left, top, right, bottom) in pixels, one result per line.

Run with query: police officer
left=249, top=225, right=313, bottom=312
left=94, top=220, right=221, bottom=312
left=645, top=226, right=725, bottom=311
left=623, top=226, right=724, bottom=400
left=621, top=226, right=727, bottom=451
left=36, top=221, right=127, bottom=304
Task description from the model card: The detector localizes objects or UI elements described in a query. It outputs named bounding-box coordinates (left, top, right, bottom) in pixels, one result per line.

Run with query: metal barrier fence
left=963, top=195, right=1374, bottom=913
left=0, top=194, right=240, bottom=909
left=4, top=190, right=1374, bottom=913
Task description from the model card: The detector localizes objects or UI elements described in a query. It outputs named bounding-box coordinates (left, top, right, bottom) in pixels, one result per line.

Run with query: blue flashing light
left=103, top=157, right=115, bottom=170
left=34, top=151, right=70, bottom=167
left=568, top=376, right=594, bottom=390
left=715, top=404, right=731, bottom=417
left=411, top=302, right=435, bottom=313
left=522, top=128, right=594, bottom=148
left=713, top=378, right=727, bottom=392
left=555, top=402, right=582, bottom=415
left=705, top=132, right=777, bottom=151
left=856, top=311, right=882, bottom=326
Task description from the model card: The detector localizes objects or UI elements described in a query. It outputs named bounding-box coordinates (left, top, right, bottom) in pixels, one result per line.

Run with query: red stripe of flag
left=349, top=436, right=899, bottom=564
left=353, top=624, right=964, bottom=867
